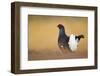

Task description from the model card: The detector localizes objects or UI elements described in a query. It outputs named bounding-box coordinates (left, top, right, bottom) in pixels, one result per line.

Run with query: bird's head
left=57, top=24, right=64, bottom=29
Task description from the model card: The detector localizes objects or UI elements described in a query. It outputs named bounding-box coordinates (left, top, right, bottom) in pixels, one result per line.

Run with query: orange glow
left=28, top=15, right=88, bottom=60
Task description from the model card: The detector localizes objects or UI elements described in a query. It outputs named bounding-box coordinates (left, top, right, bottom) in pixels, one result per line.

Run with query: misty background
left=28, top=15, right=88, bottom=60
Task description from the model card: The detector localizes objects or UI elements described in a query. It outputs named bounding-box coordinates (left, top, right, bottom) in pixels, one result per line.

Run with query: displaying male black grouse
left=57, top=24, right=84, bottom=53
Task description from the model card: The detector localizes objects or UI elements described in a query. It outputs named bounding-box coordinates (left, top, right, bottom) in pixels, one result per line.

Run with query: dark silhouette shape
left=57, top=24, right=84, bottom=53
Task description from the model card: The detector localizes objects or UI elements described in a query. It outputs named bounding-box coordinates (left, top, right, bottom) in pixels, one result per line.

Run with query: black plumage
left=75, top=34, right=84, bottom=42
left=57, top=24, right=69, bottom=50
left=57, top=24, right=84, bottom=53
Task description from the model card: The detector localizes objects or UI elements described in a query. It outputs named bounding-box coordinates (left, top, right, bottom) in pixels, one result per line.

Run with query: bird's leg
left=58, top=44, right=69, bottom=54
left=58, top=44, right=65, bottom=54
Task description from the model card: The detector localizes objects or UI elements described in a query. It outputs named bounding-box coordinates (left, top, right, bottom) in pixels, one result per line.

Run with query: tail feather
left=75, top=34, right=84, bottom=41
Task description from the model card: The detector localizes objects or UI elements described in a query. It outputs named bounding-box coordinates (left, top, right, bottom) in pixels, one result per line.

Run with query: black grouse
left=57, top=24, right=84, bottom=53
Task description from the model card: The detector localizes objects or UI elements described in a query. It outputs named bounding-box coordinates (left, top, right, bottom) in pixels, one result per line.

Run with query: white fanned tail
left=68, top=34, right=78, bottom=52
